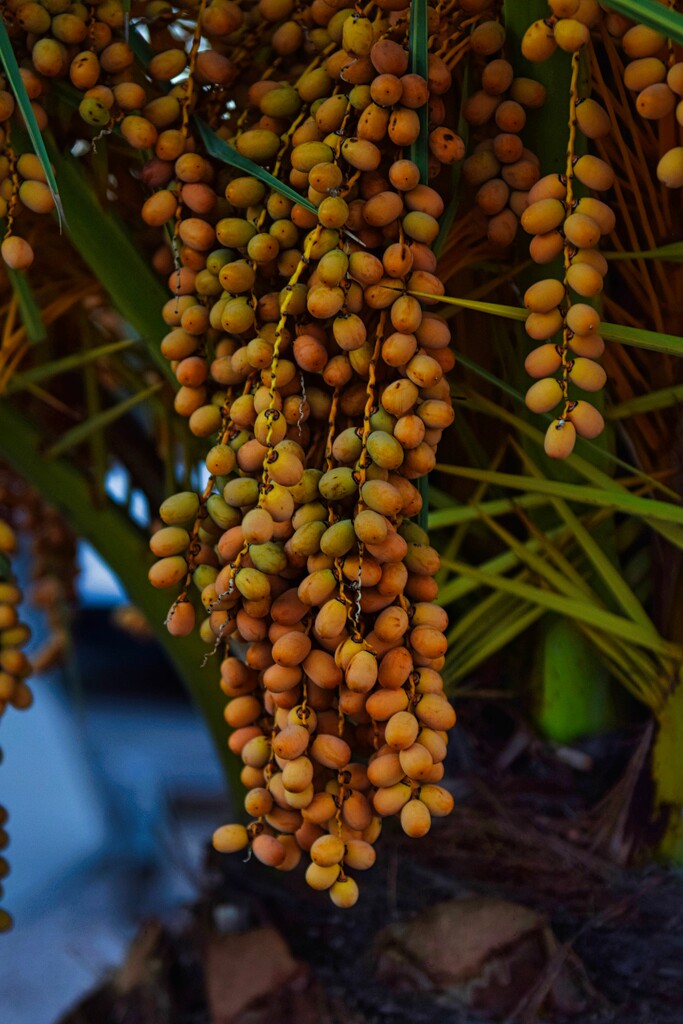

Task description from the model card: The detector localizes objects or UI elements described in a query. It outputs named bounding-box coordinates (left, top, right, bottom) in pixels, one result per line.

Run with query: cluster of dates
left=132, top=0, right=471, bottom=904
left=520, top=1, right=614, bottom=458
left=461, top=18, right=548, bottom=247
left=518, top=0, right=683, bottom=457
left=616, top=16, right=683, bottom=188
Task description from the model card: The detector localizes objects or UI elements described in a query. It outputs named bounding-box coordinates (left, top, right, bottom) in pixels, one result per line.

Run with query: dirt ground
left=58, top=700, right=683, bottom=1024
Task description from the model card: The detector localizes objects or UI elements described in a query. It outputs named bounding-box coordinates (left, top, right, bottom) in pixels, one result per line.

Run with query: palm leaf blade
left=46, top=382, right=163, bottom=458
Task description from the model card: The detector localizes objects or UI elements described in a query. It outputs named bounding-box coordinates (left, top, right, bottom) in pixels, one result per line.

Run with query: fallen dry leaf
left=374, top=896, right=587, bottom=1018
left=205, top=926, right=300, bottom=1024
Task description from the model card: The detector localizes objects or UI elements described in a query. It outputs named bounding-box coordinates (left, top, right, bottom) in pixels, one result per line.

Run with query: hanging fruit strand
left=521, top=2, right=614, bottom=458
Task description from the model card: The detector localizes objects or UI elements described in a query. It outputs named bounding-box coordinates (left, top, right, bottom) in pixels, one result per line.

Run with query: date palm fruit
left=1, top=236, right=34, bottom=270
left=573, top=155, right=614, bottom=191
left=95, top=0, right=481, bottom=907
left=521, top=20, right=558, bottom=63
left=525, top=309, right=563, bottom=341
left=305, top=861, right=341, bottom=890
left=566, top=304, right=600, bottom=335
left=399, top=742, right=434, bottom=780
left=166, top=601, right=196, bottom=638
left=553, top=18, right=590, bottom=52
left=575, top=97, right=610, bottom=138
left=148, top=556, right=187, bottom=589
left=528, top=378, right=565, bottom=413
left=159, top=492, right=200, bottom=526
left=415, top=694, right=457, bottom=730
left=569, top=333, right=605, bottom=358
left=252, top=833, right=287, bottom=867
left=400, top=798, right=432, bottom=837
left=18, top=181, right=54, bottom=214
left=79, top=95, right=111, bottom=128
left=657, top=148, right=683, bottom=188
left=525, top=344, right=563, bottom=379
left=524, top=279, right=566, bottom=313
left=563, top=212, right=601, bottom=249
left=385, top=710, right=419, bottom=750
left=419, top=785, right=455, bottom=817
left=310, top=833, right=345, bottom=866
left=568, top=357, right=607, bottom=392
left=545, top=418, right=577, bottom=458
left=329, top=875, right=359, bottom=907
left=524, top=197, right=565, bottom=234
left=374, top=781, right=413, bottom=816
left=566, top=263, right=603, bottom=297
left=567, top=400, right=604, bottom=438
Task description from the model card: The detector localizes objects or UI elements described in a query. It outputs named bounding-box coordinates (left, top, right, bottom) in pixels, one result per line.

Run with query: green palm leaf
left=599, top=0, right=683, bottom=44
left=46, top=382, right=163, bottom=459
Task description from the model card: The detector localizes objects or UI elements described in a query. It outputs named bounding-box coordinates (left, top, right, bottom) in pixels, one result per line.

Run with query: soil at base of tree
left=58, top=703, right=683, bottom=1024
